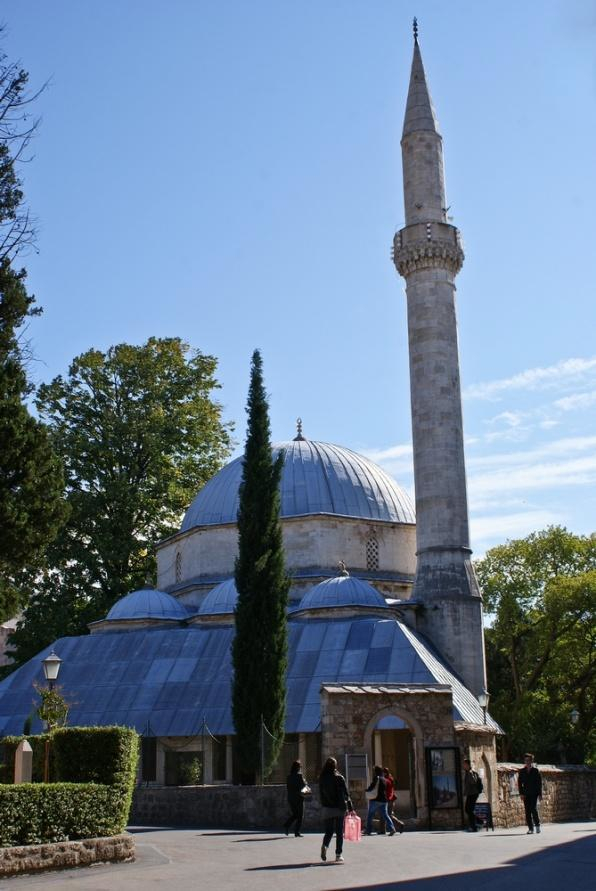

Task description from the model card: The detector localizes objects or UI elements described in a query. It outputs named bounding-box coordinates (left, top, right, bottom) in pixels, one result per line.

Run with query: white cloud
left=464, top=356, right=596, bottom=401
left=470, top=509, right=560, bottom=553
left=553, top=390, right=596, bottom=412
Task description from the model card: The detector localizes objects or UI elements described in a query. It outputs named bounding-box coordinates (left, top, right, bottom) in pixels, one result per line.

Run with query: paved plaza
left=1, top=821, right=594, bottom=890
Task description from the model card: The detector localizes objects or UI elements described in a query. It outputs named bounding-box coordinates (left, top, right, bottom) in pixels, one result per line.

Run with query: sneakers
left=526, top=829, right=534, bottom=834
left=389, top=829, right=396, bottom=836
left=320, top=844, right=327, bottom=862
left=335, top=854, right=344, bottom=863
left=535, top=826, right=541, bottom=834
left=295, top=833, right=303, bottom=837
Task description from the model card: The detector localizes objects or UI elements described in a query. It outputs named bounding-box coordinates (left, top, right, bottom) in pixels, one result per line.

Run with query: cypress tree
left=232, top=350, right=289, bottom=782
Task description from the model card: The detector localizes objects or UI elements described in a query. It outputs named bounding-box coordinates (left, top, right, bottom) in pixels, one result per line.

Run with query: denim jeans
left=366, top=800, right=393, bottom=833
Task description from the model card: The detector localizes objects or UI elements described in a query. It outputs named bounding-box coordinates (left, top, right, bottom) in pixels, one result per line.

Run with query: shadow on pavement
left=316, top=834, right=596, bottom=891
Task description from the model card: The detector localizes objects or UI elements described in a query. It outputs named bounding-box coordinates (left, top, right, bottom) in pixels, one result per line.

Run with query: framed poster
left=426, top=747, right=462, bottom=810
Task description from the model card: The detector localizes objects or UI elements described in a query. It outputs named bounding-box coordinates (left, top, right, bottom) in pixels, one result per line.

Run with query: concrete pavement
left=1, top=821, right=595, bottom=890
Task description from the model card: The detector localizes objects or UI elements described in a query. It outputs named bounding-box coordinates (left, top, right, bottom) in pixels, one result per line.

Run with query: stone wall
left=131, top=784, right=325, bottom=830
left=132, top=764, right=596, bottom=832
left=0, top=833, right=134, bottom=878
left=494, top=764, right=596, bottom=828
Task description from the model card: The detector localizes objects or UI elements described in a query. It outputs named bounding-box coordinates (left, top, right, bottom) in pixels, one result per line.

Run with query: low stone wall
left=132, top=784, right=325, bottom=829
left=133, top=764, right=596, bottom=832
left=0, top=833, right=134, bottom=878
left=494, top=764, right=596, bottom=828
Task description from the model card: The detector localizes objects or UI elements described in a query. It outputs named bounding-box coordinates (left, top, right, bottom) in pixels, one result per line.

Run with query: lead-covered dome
left=295, top=574, right=389, bottom=614
left=181, top=438, right=415, bottom=531
left=105, top=586, right=188, bottom=622
left=197, top=578, right=238, bottom=617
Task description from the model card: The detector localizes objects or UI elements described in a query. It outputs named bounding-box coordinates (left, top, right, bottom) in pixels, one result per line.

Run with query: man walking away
left=463, top=759, right=482, bottom=832
left=518, top=753, right=542, bottom=834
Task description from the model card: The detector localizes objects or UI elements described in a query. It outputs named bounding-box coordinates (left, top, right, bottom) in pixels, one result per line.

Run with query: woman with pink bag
left=318, top=756, right=354, bottom=863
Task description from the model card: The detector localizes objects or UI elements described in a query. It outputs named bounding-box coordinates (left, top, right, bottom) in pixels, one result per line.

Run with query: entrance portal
left=372, top=715, right=416, bottom=818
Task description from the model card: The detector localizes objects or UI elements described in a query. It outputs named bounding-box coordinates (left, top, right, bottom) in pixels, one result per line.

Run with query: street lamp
left=42, top=651, right=62, bottom=691
left=41, top=651, right=62, bottom=782
left=478, top=690, right=490, bottom=725
left=570, top=708, right=580, bottom=725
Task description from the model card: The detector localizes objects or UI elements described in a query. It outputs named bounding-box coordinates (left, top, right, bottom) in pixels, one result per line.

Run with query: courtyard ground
left=1, top=821, right=594, bottom=890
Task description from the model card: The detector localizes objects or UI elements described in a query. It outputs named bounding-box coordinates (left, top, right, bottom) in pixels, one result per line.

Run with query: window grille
left=366, top=537, right=379, bottom=571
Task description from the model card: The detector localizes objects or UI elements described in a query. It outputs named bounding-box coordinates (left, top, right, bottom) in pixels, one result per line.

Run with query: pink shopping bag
left=344, top=811, right=361, bottom=842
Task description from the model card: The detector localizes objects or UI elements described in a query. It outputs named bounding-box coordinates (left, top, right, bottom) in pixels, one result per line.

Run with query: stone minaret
left=393, top=24, right=487, bottom=697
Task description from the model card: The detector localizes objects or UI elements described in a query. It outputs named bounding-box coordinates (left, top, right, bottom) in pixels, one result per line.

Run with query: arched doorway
left=371, top=714, right=416, bottom=819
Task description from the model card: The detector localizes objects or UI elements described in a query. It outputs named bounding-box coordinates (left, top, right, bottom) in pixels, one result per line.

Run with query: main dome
left=181, top=438, right=415, bottom=530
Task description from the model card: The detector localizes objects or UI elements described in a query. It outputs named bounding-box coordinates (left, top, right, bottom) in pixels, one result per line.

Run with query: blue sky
left=3, top=0, right=595, bottom=556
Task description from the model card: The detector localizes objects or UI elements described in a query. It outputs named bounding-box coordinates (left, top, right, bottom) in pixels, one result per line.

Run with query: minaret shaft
left=393, top=36, right=487, bottom=697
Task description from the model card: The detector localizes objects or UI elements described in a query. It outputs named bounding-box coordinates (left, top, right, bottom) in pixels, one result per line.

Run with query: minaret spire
left=392, top=31, right=487, bottom=697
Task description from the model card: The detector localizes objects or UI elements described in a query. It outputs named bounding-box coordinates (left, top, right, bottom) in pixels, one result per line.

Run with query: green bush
left=0, top=726, right=139, bottom=845
left=0, top=783, right=123, bottom=846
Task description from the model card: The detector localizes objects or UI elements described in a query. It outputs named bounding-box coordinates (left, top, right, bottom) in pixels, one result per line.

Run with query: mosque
left=0, top=28, right=499, bottom=828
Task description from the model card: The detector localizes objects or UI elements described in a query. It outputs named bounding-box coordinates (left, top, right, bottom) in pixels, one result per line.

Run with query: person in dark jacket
left=364, top=765, right=395, bottom=836
left=463, top=758, right=482, bottom=832
left=518, top=753, right=542, bottom=834
left=283, top=760, right=307, bottom=837
left=318, top=756, right=353, bottom=863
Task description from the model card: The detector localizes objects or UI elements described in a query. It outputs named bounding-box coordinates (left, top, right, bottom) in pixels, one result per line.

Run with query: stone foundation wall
left=0, top=833, right=134, bottom=878
left=494, top=764, right=596, bottom=828
left=132, top=764, right=596, bottom=832
left=131, top=784, right=327, bottom=830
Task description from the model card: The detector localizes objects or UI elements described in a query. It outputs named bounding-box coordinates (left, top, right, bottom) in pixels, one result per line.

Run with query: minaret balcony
left=392, top=221, right=464, bottom=278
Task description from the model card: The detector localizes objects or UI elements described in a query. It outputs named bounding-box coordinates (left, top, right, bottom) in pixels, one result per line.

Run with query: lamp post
left=41, top=651, right=62, bottom=782
left=477, top=690, right=490, bottom=725
left=570, top=708, right=579, bottom=726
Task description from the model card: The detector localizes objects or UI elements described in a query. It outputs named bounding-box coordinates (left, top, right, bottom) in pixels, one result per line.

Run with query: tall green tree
left=0, top=35, right=66, bottom=620
left=232, top=350, right=289, bottom=782
left=476, top=526, right=596, bottom=764
left=8, top=338, right=232, bottom=666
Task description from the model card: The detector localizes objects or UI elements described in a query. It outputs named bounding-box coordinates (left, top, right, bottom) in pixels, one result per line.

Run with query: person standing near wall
left=463, top=758, right=483, bottom=832
left=518, top=753, right=542, bottom=834
left=283, top=760, right=308, bottom=837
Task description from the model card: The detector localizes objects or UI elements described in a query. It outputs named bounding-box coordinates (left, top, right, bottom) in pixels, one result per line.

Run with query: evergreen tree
left=0, top=262, right=66, bottom=620
left=232, top=350, right=289, bottom=782
left=7, top=338, right=232, bottom=667
left=0, top=36, right=66, bottom=621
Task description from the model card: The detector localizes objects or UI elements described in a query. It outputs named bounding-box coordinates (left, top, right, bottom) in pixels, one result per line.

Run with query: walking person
left=283, top=760, right=308, bottom=837
left=318, top=756, right=353, bottom=863
left=364, top=765, right=395, bottom=836
left=518, top=753, right=542, bottom=834
left=384, top=767, right=404, bottom=833
left=463, top=758, right=483, bottom=832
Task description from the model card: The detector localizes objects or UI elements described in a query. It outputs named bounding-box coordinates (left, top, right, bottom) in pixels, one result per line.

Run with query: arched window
left=366, top=537, right=379, bottom=571
left=175, top=551, right=182, bottom=584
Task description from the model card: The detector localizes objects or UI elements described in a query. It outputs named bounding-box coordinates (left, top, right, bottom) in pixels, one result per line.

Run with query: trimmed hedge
left=0, top=783, right=124, bottom=847
left=0, top=726, right=138, bottom=846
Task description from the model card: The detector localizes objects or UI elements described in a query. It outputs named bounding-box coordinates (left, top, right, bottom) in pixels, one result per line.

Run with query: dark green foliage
left=0, top=37, right=66, bottom=622
left=52, top=725, right=139, bottom=787
left=0, top=726, right=139, bottom=844
left=0, top=784, right=124, bottom=846
left=232, top=350, right=289, bottom=781
left=476, top=526, right=596, bottom=764
left=7, top=338, right=232, bottom=667
left=0, top=207, right=66, bottom=626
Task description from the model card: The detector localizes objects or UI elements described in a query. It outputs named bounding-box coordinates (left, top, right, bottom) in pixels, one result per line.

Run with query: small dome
left=181, top=439, right=415, bottom=531
left=297, top=575, right=388, bottom=612
left=197, top=578, right=238, bottom=616
left=106, top=586, right=188, bottom=622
